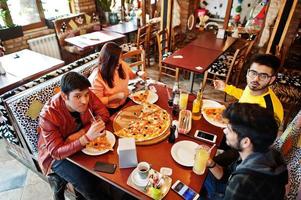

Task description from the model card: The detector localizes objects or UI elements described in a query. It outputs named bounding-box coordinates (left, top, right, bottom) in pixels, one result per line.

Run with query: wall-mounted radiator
left=28, top=34, right=62, bottom=60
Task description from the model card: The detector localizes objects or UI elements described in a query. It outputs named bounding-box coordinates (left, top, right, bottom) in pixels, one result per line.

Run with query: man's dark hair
left=223, top=103, right=279, bottom=152
left=61, top=72, right=91, bottom=96
left=250, top=54, right=280, bottom=74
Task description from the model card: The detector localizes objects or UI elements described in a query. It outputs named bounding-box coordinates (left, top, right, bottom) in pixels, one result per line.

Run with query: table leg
left=189, top=72, right=195, bottom=93
left=201, top=70, right=209, bottom=93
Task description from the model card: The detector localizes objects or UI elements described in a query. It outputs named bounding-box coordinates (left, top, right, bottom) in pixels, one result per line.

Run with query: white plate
left=130, top=168, right=149, bottom=187
left=202, top=99, right=227, bottom=128
left=171, top=140, right=199, bottom=167
left=82, top=131, right=115, bottom=156
left=130, top=90, right=158, bottom=104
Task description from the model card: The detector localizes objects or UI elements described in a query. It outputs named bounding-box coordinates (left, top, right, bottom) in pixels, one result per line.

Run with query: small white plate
left=82, top=131, right=115, bottom=156
left=131, top=168, right=149, bottom=187
left=130, top=90, right=158, bottom=104
left=171, top=140, right=199, bottom=167
left=202, top=99, right=227, bottom=128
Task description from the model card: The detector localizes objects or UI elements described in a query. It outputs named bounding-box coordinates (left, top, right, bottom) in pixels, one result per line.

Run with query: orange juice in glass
left=193, top=146, right=209, bottom=175
left=179, top=92, right=188, bottom=110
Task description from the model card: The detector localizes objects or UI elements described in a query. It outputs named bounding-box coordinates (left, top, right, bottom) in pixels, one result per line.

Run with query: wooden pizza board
left=112, top=105, right=171, bottom=145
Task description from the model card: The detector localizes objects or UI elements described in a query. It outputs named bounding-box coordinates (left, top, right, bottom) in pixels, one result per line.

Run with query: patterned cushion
left=162, top=52, right=172, bottom=60
left=208, top=53, right=233, bottom=77
left=276, top=73, right=301, bottom=89
left=0, top=53, right=99, bottom=145
left=273, top=110, right=301, bottom=200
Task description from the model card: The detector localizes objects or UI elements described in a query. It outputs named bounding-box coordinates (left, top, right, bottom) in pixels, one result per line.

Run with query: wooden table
left=189, top=32, right=237, bottom=52
left=162, top=32, right=237, bottom=92
left=0, top=49, right=64, bottom=94
left=65, top=30, right=125, bottom=49
left=103, top=21, right=138, bottom=35
left=103, top=21, right=138, bottom=42
left=68, top=84, right=224, bottom=199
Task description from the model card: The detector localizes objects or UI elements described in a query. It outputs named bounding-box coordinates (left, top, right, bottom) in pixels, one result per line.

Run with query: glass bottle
left=169, top=82, right=178, bottom=107
left=172, top=83, right=180, bottom=116
left=192, top=89, right=203, bottom=120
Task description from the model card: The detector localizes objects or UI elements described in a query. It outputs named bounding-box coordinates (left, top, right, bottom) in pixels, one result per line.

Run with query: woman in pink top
left=89, top=42, right=145, bottom=114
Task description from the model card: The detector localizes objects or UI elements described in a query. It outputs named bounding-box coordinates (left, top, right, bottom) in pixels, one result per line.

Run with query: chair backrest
left=4, top=58, right=98, bottom=157
left=273, top=109, right=301, bottom=200
left=121, top=49, right=146, bottom=71
left=136, top=24, right=150, bottom=49
left=225, top=41, right=250, bottom=85
left=156, top=28, right=170, bottom=63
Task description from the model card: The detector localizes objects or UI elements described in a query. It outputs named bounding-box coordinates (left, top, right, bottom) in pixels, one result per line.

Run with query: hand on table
left=213, top=80, right=226, bottom=91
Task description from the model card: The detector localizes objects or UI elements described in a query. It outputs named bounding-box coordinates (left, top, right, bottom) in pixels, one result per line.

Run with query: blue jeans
left=52, top=159, right=109, bottom=200
left=200, top=171, right=227, bottom=200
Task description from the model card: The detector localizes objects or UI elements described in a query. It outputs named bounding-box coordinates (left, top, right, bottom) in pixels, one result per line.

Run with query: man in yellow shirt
left=214, top=54, right=283, bottom=123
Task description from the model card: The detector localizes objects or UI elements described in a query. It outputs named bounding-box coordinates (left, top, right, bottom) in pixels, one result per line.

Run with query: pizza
left=114, top=104, right=171, bottom=142
left=203, top=107, right=228, bottom=125
left=130, top=90, right=150, bottom=104
left=86, top=135, right=112, bottom=151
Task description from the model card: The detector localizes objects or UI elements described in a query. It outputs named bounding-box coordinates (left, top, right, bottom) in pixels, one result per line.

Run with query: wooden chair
left=148, top=20, right=161, bottom=65
left=273, top=109, right=301, bottom=200
left=121, top=49, right=146, bottom=72
left=156, top=28, right=179, bottom=82
left=202, top=41, right=250, bottom=101
left=121, top=24, right=150, bottom=54
left=171, top=25, right=186, bottom=51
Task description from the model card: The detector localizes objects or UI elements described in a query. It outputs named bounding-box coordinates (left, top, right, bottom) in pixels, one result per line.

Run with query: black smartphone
left=94, top=161, right=117, bottom=174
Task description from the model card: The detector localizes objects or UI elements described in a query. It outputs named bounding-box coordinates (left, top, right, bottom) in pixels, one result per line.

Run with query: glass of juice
left=179, top=92, right=188, bottom=110
left=193, top=145, right=209, bottom=175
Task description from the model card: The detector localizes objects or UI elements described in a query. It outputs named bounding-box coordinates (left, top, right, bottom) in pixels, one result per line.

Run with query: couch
left=1, top=52, right=99, bottom=174
left=53, top=12, right=101, bottom=63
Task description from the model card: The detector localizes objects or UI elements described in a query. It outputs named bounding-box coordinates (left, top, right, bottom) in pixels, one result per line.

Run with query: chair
left=156, top=28, right=179, bottom=82
left=202, top=41, right=251, bottom=101
left=121, top=24, right=150, bottom=53
left=148, top=20, right=161, bottom=65
left=271, top=45, right=301, bottom=129
left=121, top=49, right=146, bottom=72
left=171, top=25, right=186, bottom=51
left=273, top=109, right=301, bottom=200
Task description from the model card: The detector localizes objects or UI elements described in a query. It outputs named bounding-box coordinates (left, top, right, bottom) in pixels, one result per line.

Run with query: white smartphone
left=171, top=180, right=200, bottom=200
left=194, top=130, right=217, bottom=143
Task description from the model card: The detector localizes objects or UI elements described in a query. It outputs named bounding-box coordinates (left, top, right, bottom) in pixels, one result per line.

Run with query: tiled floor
left=0, top=65, right=230, bottom=200
left=0, top=139, right=53, bottom=200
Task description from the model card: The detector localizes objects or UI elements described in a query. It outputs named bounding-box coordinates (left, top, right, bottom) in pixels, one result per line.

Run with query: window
left=41, top=0, right=70, bottom=19
left=7, top=0, right=42, bottom=26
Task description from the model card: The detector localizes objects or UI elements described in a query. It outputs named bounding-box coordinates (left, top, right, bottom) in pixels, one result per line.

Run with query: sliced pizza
left=203, top=107, right=228, bottom=125
left=86, top=135, right=112, bottom=151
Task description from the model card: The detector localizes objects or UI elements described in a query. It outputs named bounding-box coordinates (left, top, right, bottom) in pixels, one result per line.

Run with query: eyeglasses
left=247, top=69, right=273, bottom=81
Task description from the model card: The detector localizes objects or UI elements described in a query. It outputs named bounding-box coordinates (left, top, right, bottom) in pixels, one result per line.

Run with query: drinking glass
left=193, top=145, right=209, bottom=175
left=179, top=92, right=188, bottom=110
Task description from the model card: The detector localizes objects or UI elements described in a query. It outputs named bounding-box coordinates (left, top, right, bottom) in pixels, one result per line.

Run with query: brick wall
left=71, top=0, right=96, bottom=14
left=178, top=0, right=195, bottom=32
left=2, top=27, right=54, bottom=54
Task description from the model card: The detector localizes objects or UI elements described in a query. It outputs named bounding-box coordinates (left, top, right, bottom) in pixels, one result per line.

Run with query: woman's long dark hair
left=98, top=42, right=126, bottom=88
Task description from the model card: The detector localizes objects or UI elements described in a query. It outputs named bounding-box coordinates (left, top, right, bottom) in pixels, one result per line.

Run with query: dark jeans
left=52, top=159, right=110, bottom=200
left=200, top=171, right=227, bottom=200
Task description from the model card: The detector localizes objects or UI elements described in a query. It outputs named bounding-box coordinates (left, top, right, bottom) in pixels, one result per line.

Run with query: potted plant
left=98, top=0, right=112, bottom=24
left=0, top=0, right=23, bottom=40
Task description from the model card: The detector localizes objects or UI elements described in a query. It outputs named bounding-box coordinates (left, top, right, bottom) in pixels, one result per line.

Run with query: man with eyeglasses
left=214, top=54, right=283, bottom=122
left=200, top=103, right=288, bottom=200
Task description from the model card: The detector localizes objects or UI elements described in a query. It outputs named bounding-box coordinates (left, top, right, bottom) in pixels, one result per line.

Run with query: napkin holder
left=117, top=138, right=138, bottom=168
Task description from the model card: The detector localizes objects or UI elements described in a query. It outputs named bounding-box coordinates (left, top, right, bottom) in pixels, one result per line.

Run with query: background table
left=68, top=84, right=224, bottom=199
left=65, top=30, right=125, bottom=49
left=0, top=49, right=64, bottom=94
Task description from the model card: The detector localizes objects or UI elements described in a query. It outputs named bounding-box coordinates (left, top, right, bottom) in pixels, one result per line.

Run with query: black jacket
left=224, top=149, right=288, bottom=200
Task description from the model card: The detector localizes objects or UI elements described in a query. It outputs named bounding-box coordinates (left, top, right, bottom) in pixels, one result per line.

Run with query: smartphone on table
left=194, top=130, right=217, bottom=144
left=94, top=161, right=117, bottom=174
left=171, top=180, right=200, bottom=200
